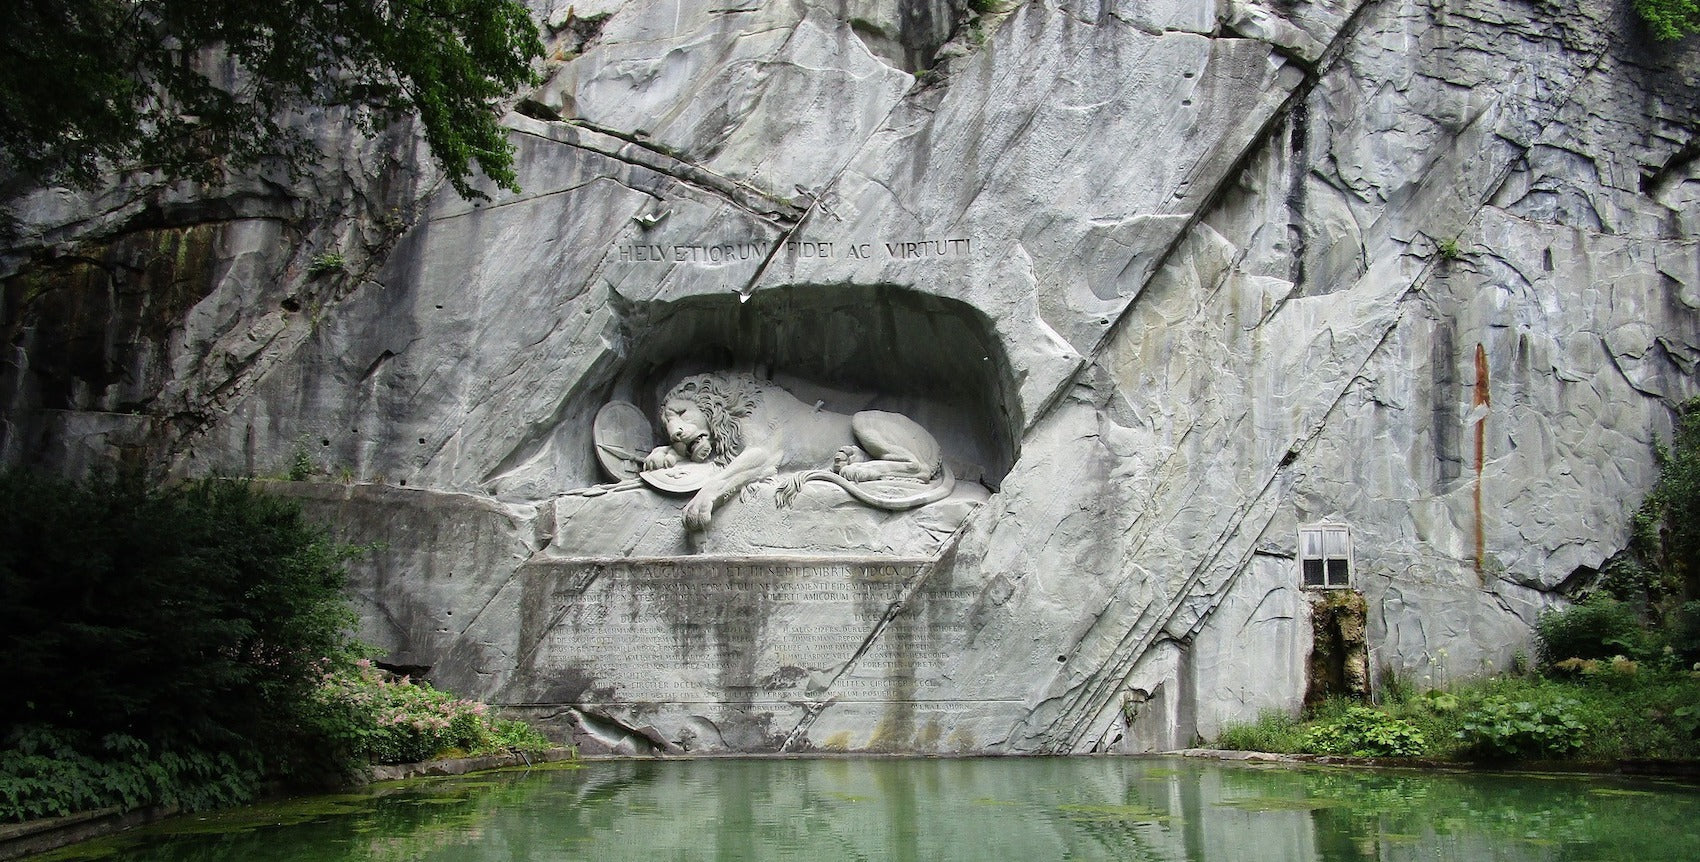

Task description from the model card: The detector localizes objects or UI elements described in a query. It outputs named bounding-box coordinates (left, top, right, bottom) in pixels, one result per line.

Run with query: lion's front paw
left=684, top=496, right=714, bottom=531
left=832, top=445, right=867, bottom=470
left=644, top=445, right=680, bottom=471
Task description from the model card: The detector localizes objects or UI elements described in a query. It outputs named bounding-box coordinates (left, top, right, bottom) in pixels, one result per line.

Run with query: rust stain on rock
left=1473, top=344, right=1490, bottom=580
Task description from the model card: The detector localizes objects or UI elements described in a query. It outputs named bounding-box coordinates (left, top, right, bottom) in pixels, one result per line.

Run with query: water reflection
left=40, top=757, right=1700, bottom=861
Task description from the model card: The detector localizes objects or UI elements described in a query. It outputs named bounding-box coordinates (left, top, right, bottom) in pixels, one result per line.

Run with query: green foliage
left=1216, top=669, right=1700, bottom=764
left=486, top=717, right=553, bottom=753
left=1376, top=663, right=1415, bottom=705
left=1455, top=695, right=1587, bottom=760
left=1302, top=706, right=1428, bottom=757
left=0, top=472, right=357, bottom=754
left=287, top=443, right=316, bottom=481
left=1435, top=237, right=1463, bottom=260
left=306, top=659, right=552, bottom=767
left=1535, top=594, right=1651, bottom=668
left=1635, top=0, right=1700, bottom=41
left=1212, top=710, right=1308, bottom=753
left=307, top=252, right=346, bottom=277
left=1673, top=601, right=1700, bottom=664
left=0, top=726, right=257, bottom=822
left=0, top=472, right=557, bottom=823
left=0, top=471, right=357, bottom=821
left=1418, top=689, right=1460, bottom=713
left=1639, top=399, right=1700, bottom=599
left=0, top=0, right=542, bottom=199
left=1539, top=399, right=1700, bottom=672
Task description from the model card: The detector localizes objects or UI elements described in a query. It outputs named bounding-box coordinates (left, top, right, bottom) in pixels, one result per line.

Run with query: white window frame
left=1299, top=523, right=1352, bottom=589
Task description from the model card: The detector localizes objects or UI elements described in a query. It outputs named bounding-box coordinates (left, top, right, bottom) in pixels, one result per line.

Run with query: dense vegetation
left=0, top=472, right=548, bottom=823
left=0, top=0, right=542, bottom=197
left=1216, top=399, right=1700, bottom=763
left=1636, top=0, right=1700, bottom=41
left=1216, top=669, right=1700, bottom=762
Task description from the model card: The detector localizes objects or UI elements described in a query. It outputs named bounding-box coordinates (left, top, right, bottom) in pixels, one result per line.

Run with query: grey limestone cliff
left=3, top=0, right=1698, bottom=753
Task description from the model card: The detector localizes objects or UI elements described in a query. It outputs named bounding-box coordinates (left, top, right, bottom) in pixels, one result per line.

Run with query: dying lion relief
left=631, top=372, right=955, bottom=532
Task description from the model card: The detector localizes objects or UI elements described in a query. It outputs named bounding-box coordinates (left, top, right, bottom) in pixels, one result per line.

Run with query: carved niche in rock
left=591, top=372, right=959, bottom=532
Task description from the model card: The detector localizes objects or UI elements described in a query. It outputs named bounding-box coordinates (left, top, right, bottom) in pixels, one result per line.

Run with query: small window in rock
left=1300, top=524, right=1351, bottom=588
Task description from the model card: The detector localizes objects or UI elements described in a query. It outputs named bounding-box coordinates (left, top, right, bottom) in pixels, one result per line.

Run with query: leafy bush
left=1606, top=399, right=1700, bottom=629
left=1635, top=0, right=1700, bottom=41
left=1673, top=601, right=1700, bottom=665
left=1417, top=690, right=1460, bottom=713
left=0, top=471, right=356, bottom=820
left=307, top=251, right=346, bottom=276
left=308, top=660, right=551, bottom=766
left=0, top=471, right=357, bottom=750
left=1455, top=696, right=1586, bottom=760
left=1534, top=594, right=1649, bottom=668
left=0, top=726, right=257, bottom=822
left=0, top=471, right=556, bottom=823
left=1301, top=706, right=1427, bottom=757
left=1219, top=671, right=1700, bottom=765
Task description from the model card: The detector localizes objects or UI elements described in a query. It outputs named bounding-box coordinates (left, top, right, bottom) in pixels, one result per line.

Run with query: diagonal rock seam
left=778, top=531, right=967, bottom=751
left=1021, top=1, right=1618, bottom=753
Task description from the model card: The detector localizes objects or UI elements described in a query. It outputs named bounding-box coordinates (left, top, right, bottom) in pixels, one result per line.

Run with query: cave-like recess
left=594, top=283, right=1018, bottom=488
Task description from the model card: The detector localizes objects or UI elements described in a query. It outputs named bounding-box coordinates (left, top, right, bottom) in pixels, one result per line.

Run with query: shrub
left=0, top=471, right=556, bottom=823
left=0, top=726, right=257, bottom=822
left=1634, top=0, right=1700, bottom=41
left=1674, top=601, right=1700, bottom=665
left=1455, top=695, right=1586, bottom=760
left=1302, top=706, right=1427, bottom=757
left=1535, top=594, right=1649, bottom=668
left=307, top=660, right=552, bottom=766
left=1615, top=399, right=1700, bottom=620
left=1673, top=704, right=1700, bottom=739
left=0, top=471, right=358, bottom=820
left=307, top=251, right=346, bottom=276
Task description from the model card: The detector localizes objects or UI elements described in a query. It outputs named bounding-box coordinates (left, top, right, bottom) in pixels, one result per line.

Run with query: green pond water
left=37, top=757, right=1700, bottom=861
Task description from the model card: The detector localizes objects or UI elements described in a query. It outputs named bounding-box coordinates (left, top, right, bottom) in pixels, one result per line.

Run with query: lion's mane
left=662, top=372, right=764, bottom=465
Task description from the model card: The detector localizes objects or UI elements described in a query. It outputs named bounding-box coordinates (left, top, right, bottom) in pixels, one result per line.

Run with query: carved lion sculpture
left=641, top=372, right=955, bottom=531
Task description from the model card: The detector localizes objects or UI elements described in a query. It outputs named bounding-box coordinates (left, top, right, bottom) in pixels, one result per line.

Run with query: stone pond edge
left=0, top=748, right=577, bottom=861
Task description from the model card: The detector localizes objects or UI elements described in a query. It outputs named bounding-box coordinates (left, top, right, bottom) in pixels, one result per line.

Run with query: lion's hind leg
left=837, top=411, right=941, bottom=482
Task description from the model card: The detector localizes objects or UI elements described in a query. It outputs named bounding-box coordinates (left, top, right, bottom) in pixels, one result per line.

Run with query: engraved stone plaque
left=506, top=555, right=980, bottom=752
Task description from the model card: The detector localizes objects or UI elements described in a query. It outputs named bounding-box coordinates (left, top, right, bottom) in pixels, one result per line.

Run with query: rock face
left=3, top=0, right=1698, bottom=753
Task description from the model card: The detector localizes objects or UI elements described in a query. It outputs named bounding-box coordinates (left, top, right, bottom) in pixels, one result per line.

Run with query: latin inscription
left=529, top=559, right=974, bottom=705
left=615, top=238, right=972, bottom=264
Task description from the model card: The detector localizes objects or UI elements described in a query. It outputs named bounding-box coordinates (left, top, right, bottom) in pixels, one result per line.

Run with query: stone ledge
left=0, top=804, right=180, bottom=862
left=1173, top=748, right=1700, bottom=780
left=0, top=750, right=574, bottom=860
left=367, top=748, right=577, bottom=782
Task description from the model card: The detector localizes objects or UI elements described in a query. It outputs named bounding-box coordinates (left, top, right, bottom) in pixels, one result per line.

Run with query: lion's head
left=659, top=373, right=763, bottom=465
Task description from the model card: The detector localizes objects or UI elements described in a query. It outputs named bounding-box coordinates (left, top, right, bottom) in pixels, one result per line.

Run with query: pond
left=36, top=756, right=1700, bottom=861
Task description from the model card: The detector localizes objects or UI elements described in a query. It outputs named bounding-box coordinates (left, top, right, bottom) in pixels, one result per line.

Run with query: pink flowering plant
left=308, top=656, right=551, bottom=767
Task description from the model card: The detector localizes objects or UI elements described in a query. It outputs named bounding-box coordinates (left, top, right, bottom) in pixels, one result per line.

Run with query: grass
left=1213, top=709, right=1308, bottom=753
left=1211, top=667, right=1700, bottom=762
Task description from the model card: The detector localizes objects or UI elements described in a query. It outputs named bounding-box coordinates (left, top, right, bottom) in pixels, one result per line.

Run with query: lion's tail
left=775, top=464, right=955, bottom=510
